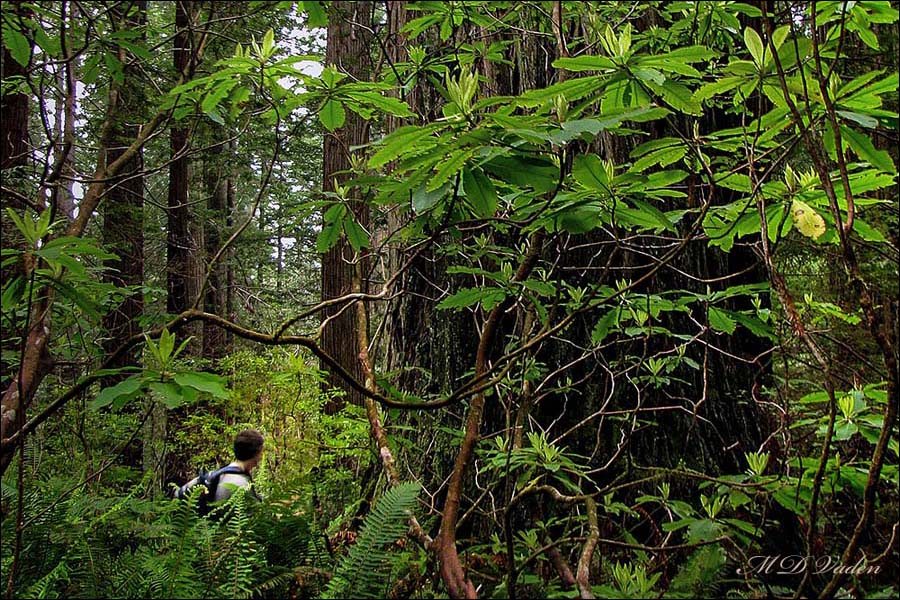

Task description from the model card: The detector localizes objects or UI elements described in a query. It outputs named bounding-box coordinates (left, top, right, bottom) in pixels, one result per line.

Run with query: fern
left=665, top=545, right=728, bottom=598
left=22, top=560, right=69, bottom=599
left=210, top=489, right=260, bottom=599
left=156, top=485, right=209, bottom=599
left=322, top=482, right=421, bottom=600
left=3, top=470, right=324, bottom=599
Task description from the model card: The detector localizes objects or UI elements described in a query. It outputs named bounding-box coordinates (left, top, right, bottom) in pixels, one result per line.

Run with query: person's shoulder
left=218, top=472, right=251, bottom=488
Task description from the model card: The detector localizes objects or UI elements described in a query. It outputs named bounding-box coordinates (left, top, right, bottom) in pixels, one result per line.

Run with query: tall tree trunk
left=0, top=1, right=29, bottom=173
left=167, top=0, right=201, bottom=331
left=320, top=0, right=372, bottom=412
left=225, top=143, right=236, bottom=351
left=100, top=0, right=147, bottom=472
left=202, top=127, right=229, bottom=359
left=0, top=0, right=32, bottom=393
left=0, top=1, right=45, bottom=477
left=102, top=0, right=146, bottom=380
left=159, top=0, right=201, bottom=493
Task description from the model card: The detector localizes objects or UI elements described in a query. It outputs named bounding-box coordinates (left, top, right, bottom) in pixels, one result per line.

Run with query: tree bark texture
left=202, top=127, right=229, bottom=359
left=167, top=1, right=201, bottom=348
left=102, top=0, right=146, bottom=379
left=0, top=0, right=32, bottom=393
left=320, top=0, right=372, bottom=412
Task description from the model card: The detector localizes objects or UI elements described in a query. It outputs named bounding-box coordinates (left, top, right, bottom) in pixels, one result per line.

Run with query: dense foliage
left=1, top=1, right=897, bottom=598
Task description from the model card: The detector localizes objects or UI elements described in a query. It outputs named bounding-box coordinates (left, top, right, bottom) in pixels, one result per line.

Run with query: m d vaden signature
left=738, top=555, right=881, bottom=577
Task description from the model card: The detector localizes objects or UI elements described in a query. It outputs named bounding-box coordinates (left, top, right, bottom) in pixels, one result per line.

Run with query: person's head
left=234, top=429, right=264, bottom=470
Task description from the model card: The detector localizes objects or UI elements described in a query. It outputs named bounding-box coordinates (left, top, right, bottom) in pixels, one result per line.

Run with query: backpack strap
left=205, top=465, right=250, bottom=500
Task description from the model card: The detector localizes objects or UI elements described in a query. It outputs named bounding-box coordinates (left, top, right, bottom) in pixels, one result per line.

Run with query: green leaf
left=150, top=381, right=183, bottom=409
left=572, top=155, right=610, bottom=191
left=631, top=145, right=686, bottom=172
left=730, top=312, right=776, bottom=340
left=158, top=329, right=176, bottom=363
left=345, top=90, right=414, bottom=117
left=653, top=45, right=717, bottom=63
left=647, top=80, right=702, bottom=115
left=462, top=168, right=498, bottom=218
left=201, top=81, right=236, bottom=115
left=317, top=220, right=342, bottom=253
left=370, top=125, right=437, bottom=168
left=2, top=24, right=31, bottom=67
left=743, top=27, right=764, bottom=65
left=5, top=208, right=33, bottom=244
left=427, top=148, right=475, bottom=191
left=840, top=126, right=895, bottom=172
left=556, top=207, right=599, bottom=234
left=644, top=169, right=688, bottom=189
left=521, top=280, right=556, bottom=297
left=717, top=172, right=752, bottom=192
left=303, top=0, right=328, bottom=27
left=1, top=276, right=25, bottom=311
left=45, top=278, right=101, bottom=320
left=205, top=107, right=225, bottom=125
left=104, top=52, right=124, bottom=85
left=262, top=28, right=275, bottom=57
left=708, top=307, right=737, bottom=334
left=790, top=199, right=826, bottom=239
left=835, top=110, right=878, bottom=129
left=552, top=55, right=617, bottom=72
left=412, top=182, right=451, bottom=213
left=591, top=309, right=620, bottom=345
left=632, top=67, right=665, bottom=85
left=694, top=76, right=746, bottom=101
left=343, top=217, right=370, bottom=251
left=484, top=156, right=558, bottom=192
left=89, top=376, right=144, bottom=411
left=180, top=385, right=199, bottom=405
left=173, top=372, right=230, bottom=399
left=437, top=287, right=506, bottom=311
left=320, top=99, right=346, bottom=131
left=630, top=137, right=681, bottom=158
left=626, top=199, right=676, bottom=232
left=687, top=519, right=723, bottom=543
left=851, top=218, right=887, bottom=242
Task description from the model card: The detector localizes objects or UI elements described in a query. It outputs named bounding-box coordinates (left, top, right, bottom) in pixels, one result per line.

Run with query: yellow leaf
left=790, top=200, right=826, bottom=239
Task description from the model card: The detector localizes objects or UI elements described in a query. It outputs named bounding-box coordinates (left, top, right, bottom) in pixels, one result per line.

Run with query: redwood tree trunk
left=0, top=0, right=32, bottom=394
left=102, top=0, right=146, bottom=378
left=202, top=128, right=229, bottom=359
left=320, top=0, right=372, bottom=412
left=167, top=1, right=201, bottom=341
left=0, top=0, right=42, bottom=476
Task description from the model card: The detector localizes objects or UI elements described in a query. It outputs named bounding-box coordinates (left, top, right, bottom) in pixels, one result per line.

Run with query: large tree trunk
left=167, top=1, right=202, bottom=330
left=0, top=1, right=29, bottom=173
left=202, top=127, right=229, bottom=360
left=0, top=1, right=44, bottom=476
left=159, top=0, right=202, bottom=494
left=320, top=0, right=372, bottom=412
left=0, top=0, right=32, bottom=396
left=100, top=0, right=147, bottom=471
left=102, top=0, right=146, bottom=379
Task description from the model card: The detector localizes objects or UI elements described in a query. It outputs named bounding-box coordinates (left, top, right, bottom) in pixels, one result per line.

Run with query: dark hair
left=234, top=429, right=264, bottom=461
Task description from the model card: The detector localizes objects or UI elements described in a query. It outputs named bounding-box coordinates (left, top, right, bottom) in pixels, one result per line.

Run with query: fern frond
left=250, top=566, right=295, bottom=597
left=666, top=545, right=728, bottom=598
left=210, top=489, right=262, bottom=599
left=156, top=486, right=209, bottom=599
left=322, top=482, right=421, bottom=600
left=22, top=559, right=69, bottom=599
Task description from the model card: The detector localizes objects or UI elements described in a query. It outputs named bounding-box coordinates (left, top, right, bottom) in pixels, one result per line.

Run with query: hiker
left=175, top=429, right=264, bottom=514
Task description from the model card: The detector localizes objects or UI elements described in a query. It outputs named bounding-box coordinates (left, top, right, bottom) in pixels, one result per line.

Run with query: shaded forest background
left=0, top=1, right=898, bottom=598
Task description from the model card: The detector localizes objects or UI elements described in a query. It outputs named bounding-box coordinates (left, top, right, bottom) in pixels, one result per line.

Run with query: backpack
left=175, top=465, right=250, bottom=517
